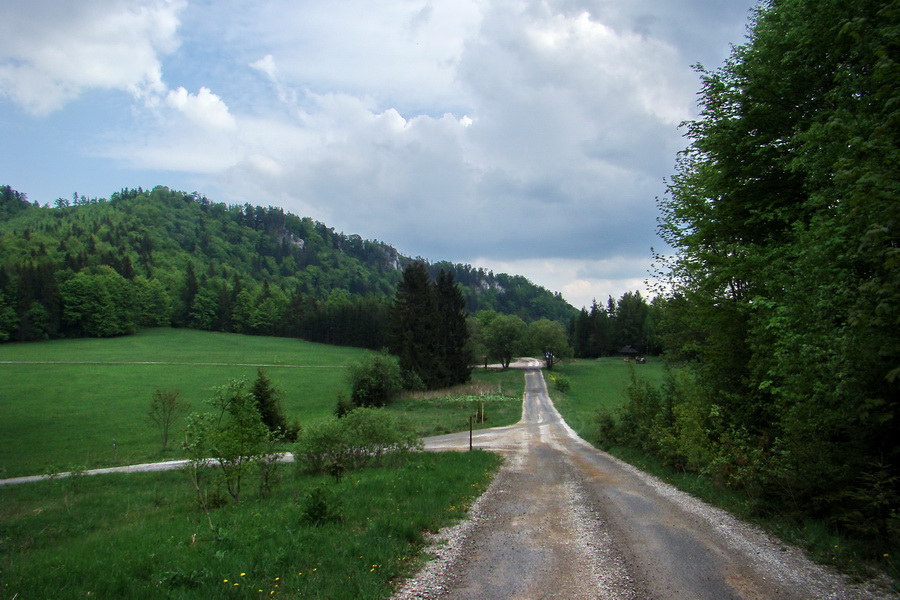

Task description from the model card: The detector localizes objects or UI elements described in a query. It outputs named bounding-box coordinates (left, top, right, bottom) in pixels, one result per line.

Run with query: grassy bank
left=0, top=451, right=501, bottom=599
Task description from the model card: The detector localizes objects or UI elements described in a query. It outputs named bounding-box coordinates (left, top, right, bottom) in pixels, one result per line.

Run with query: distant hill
left=0, top=184, right=575, bottom=346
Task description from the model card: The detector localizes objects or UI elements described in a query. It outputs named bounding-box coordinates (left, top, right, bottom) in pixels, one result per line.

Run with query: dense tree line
left=611, top=0, right=899, bottom=549
left=569, top=291, right=663, bottom=358
left=0, top=185, right=575, bottom=346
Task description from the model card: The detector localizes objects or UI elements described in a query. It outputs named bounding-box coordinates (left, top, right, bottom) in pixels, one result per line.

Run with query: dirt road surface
left=393, top=363, right=895, bottom=600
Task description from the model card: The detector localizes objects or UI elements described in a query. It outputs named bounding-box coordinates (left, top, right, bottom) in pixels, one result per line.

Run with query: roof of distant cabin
left=618, top=345, right=639, bottom=354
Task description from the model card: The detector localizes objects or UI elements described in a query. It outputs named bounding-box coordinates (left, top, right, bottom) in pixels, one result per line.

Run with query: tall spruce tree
left=435, top=269, right=472, bottom=387
left=390, top=262, right=440, bottom=388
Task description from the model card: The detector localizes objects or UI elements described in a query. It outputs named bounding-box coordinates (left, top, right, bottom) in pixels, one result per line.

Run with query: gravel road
left=392, top=363, right=897, bottom=600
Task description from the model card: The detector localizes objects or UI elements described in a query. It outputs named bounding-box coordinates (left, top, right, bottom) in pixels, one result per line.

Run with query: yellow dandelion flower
left=240, top=572, right=246, bottom=577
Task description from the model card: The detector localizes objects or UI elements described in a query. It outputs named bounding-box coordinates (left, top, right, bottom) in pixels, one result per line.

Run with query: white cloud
left=0, top=0, right=185, bottom=115
left=165, top=86, right=236, bottom=131
left=472, top=256, right=655, bottom=310
left=250, top=54, right=297, bottom=106
left=9, top=0, right=757, bottom=307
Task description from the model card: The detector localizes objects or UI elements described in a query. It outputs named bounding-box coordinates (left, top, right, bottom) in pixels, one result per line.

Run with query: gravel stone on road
left=392, top=363, right=897, bottom=600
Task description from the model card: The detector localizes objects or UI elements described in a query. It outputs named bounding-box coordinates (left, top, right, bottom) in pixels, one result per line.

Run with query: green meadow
left=0, top=329, right=527, bottom=479
left=0, top=329, right=514, bottom=599
left=549, top=357, right=668, bottom=442
left=0, top=451, right=501, bottom=599
left=0, top=328, right=371, bottom=479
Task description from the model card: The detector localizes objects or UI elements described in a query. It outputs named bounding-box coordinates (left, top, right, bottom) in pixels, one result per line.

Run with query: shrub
left=294, top=408, right=422, bottom=474
left=334, top=393, right=355, bottom=418
left=595, top=408, right=618, bottom=449
left=553, top=375, right=571, bottom=393
left=347, top=351, right=403, bottom=407
left=184, top=378, right=272, bottom=508
left=299, top=485, right=343, bottom=526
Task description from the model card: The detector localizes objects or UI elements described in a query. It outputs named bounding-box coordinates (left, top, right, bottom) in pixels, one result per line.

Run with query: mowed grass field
left=0, top=328, right=371, bottom=478
left=550, top=357, right=668, bottom=442
left=0, top=328, right=525, bottom=479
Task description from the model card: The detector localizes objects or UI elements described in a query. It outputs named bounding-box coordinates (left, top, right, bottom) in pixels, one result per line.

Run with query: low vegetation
left=0, top=452, right=500, bottom=599
left=0, top=328, right=517, bottom=599
left=390, top=369, right=525, bottom=437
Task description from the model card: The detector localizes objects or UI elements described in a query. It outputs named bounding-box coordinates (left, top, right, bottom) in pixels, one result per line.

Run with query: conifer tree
left=434, top=269, right=472, bottom=386
left=390, top=262, right=440, bottom=388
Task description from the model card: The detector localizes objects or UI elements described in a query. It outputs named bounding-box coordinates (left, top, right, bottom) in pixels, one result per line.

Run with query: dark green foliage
left=250, top=368, right=296, bottom=440
left=647, top=0, right=899, bottom=549
left=435, top=269, right=474, bottom=386
left=476, top=311, right=527, bottom=369
left=0, top=184, right=574, bottom=347
left=334, top=393, right=355, bottom=418
left=570, top=292, right=663, bottom=358
left=390, top=264, right=473, bottom=389
left=0, top=185, right=33, bottom=220
left=299, top=484, right=344, bottom=526
left=391, top=262, right=440, bottom=387
left=525, top=318, right=572, bottom=370
left=293, top=408, right=422, bottom=474
left=347, top=351, right=403, bottom=408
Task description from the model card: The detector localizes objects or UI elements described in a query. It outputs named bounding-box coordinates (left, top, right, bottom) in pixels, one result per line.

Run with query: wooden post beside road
left=469, top=415, right=474, bottom=451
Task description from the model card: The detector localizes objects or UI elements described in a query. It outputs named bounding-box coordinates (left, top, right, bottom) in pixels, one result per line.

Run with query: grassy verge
left=550, top=357, right=667, bottom=440
left=0, top=329, right=366, bottom=478
left=388, top=368, right=525, bottom=437
left=0, top=451, right=501, bottom=600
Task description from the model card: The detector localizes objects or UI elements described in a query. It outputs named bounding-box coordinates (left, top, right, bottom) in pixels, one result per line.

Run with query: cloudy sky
left=0, top=0, right=757, bottom=310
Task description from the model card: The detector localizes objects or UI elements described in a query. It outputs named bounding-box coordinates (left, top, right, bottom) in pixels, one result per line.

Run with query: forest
left=603, top=0, right=899, bottom=554
left=0, top=185, right=575, bottom=347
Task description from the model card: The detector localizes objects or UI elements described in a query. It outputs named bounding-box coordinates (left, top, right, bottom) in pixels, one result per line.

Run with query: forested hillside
left=0, top=185, right=574, bottom=346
